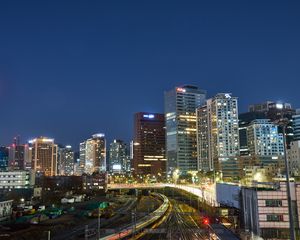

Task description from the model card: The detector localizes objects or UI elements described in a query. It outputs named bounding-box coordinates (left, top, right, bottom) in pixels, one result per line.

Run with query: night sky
left=1, top=0, right=300, bottom=149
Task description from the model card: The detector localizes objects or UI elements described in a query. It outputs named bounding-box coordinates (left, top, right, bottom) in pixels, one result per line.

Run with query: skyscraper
left=165, top=85, right=206, bottom=175
left=109, top=139, right=127, bottom=173
left=247, top=119, right=284, bottom=157
left=79, top=134, right=106, bottom=174
left=8, top=137, right=30, bottom=170
left=247, top=101, right=296, bottom=148
left=58, top=145, right=74, bottom=175
left=29, top=137, right=58, bottom=176
left=133, top=112, right=166, bottom=176
left=292, top=109, right=300, bottom=141
left=0, top=146, right=9, bottom=170
left=238, top=111, right=266, bottom=156
left=288, top=141, right=300, bottom=176
left=197, top=93, right=239, bottom=177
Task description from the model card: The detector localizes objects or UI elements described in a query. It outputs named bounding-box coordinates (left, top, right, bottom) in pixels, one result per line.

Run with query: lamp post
left=276, top=103, right=295, bottom=240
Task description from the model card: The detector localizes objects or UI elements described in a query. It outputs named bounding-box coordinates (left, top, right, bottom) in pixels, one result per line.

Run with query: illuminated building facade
left=109, top=139, right=128, bottom=173
left=196, top=105, right=210, bottom=170
left=79, top=134, right=106, bottom=174
left=165, top=85, right=206, bottom=174
left=197, top=93, right=239, bottom=177
left=248, top=101, right=295, bottom=148
left=58, top=145, right=74, bottom=175
left=29, top=137, right=58, bottom=176
left=0, top=147, right=9, bottom=170
left=293, top=109, right=300, bottom=141
left=247, top=119, right=284, bottom=157
left=8, top=144, right=30, bottom=170
left=287, top=141, right=300, bottom=176
left=0, top=170, right=35, bottom=189
left=238, top=111, right=266, bottom=156
left=133, top=112, right=166, bottom=176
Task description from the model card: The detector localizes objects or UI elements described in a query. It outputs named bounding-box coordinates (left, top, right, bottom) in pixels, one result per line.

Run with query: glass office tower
left=109, top=139, right=128, bottom=173
left=165, top=85, right=206, bottom=175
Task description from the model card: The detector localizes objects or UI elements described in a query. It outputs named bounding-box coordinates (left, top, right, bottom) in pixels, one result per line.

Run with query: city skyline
left=0, top=87, right=299, bottom=149
left=1, top=1, right=300, bottom=148
left=1, top=2, right=300, bottom=239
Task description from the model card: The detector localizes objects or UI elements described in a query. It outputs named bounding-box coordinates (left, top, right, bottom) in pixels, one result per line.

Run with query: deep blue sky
left=1, top=0, right=300, bottom=149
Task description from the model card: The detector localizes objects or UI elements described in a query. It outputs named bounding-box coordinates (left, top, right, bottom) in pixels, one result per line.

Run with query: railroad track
left=143, top=199, right=207, bottom=240
left=100, top=193, right=169, bottom=240
left=53, top=197, right=138, bottom=240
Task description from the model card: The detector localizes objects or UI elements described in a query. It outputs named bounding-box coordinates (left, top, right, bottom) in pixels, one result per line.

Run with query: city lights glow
left=143, top=114, right=155, bottom=119
left=92, top=133, right=105, bottom=138
left=176, top=87, right=186, bottom=93
left=276, top=103, right=283, bottom=109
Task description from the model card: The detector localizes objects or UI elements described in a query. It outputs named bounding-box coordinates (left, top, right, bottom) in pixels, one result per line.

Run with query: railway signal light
left=203, top=217, right=210, bottom=225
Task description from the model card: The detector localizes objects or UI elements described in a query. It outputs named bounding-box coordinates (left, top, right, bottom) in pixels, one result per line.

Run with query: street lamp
left=276, top=103, right=295, bottom=240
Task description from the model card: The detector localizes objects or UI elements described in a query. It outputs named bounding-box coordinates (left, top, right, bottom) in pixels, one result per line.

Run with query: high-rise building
left=165, top=85, right=206, bottom=175
left=58, top=145, right=74, bottom=176
left=288, top=141, right=300, bottom=176
left=79, top=141, right=86, bottom=174
left=8, top=143, right=30, bottom=171
left=128, top=140, right=134, bottom=173
left=292, top=109, right=300, bottom=141
left=249, top=101, right=295, bottom=120
left=133, top=112, right=166, bottom=176
left=197, top=93, right=239, bottom=177
left=239, top=111, right=266, bottom=156
left=29, top=137, right=58, bottom=176
left=0, top=147, right=9, bottom=170
left=79, top=134, right=106, bottom=174
left=73, top=158, right=81, bottom=176
left=236, top=119, right=285, bottom=176
left=247, top=119, right=284, bottom=157
left=109, top=139, right=127, bottom=173
left=247, top=101, right=296, bottom=148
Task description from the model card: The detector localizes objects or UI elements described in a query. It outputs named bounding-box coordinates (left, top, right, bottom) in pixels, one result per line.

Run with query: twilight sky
left=0, top=0, right=300, bottom=149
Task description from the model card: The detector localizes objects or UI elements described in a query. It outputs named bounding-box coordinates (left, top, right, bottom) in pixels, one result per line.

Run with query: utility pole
left=277, top=103, right=296, bottom=240
left=282, top=124, right=295, bottom=240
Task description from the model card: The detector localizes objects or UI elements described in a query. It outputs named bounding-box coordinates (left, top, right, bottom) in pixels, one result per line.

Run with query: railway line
left=142, top=198, right=207, bottom=240
left=100, top=193, right=169, bottom=240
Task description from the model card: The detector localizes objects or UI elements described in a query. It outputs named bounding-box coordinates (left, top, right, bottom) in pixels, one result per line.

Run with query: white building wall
left=0, top=171, right=33, bottom=189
